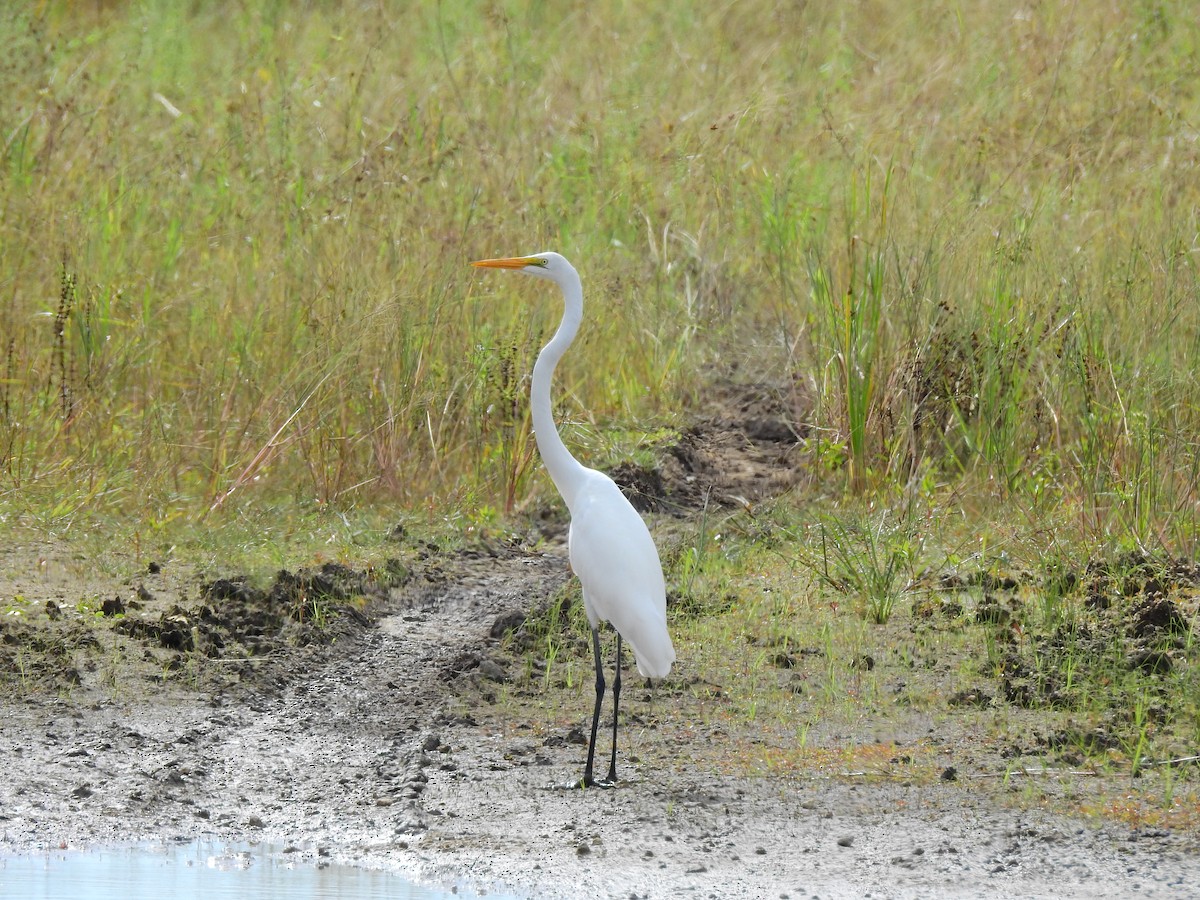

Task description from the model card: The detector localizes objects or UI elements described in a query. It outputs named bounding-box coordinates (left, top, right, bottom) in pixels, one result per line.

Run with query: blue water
left=0, top=842, right=502, bottom=900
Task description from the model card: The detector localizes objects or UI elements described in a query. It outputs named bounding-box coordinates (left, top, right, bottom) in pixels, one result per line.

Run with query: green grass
left=3, top=1, right=1196, bottom=535
left=3, top=0, right=1200, bottom=827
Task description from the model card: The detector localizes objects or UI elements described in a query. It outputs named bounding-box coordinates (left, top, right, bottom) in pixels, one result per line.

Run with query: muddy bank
left=1, top=540, right=1198, bottom=898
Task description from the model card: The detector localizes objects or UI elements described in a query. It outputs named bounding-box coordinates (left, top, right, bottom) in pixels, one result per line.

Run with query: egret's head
left=471, top=251, right=569, bottom=282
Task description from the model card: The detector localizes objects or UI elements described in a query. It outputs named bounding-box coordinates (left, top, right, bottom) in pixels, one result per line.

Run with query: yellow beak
left=471, top=256, right=536, bottom=269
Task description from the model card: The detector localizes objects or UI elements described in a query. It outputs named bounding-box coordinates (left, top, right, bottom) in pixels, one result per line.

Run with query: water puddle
left=0, top=841, right=509, bottom=899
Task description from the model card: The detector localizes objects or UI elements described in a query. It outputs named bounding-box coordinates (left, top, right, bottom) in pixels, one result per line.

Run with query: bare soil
left=2, top=383, right=1199, bottom=898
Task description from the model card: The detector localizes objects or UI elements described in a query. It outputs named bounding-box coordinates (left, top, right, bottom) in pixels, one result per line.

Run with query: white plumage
left=472, top=251, right=675, bottom=787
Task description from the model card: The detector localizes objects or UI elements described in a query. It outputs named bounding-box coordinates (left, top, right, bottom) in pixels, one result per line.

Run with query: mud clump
left=116, top=608, right=199, bottom=653
left=0, top=618, right=97, bottom=689
left=488, top=609, right=526, bottom=639
left=1128, top=596, right=1189, bottom=639
left=262, top=565, right=371, bottom=625
left=948, top=688, right=993, bottom=709
left=608, top=462, right=668, bottom=513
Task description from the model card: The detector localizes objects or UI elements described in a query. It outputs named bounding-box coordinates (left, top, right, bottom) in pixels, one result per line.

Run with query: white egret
left=471, top=252, right=675, bottom=788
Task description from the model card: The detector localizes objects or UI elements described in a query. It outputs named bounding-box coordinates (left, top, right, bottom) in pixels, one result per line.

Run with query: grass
left=3, top=1, right=1195, bottom=533
left=3, top=0, right=1200, bottom=828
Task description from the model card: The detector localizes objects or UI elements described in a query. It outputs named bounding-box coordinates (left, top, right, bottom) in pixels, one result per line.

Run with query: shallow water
left=0, top=841, right=505, bottom=900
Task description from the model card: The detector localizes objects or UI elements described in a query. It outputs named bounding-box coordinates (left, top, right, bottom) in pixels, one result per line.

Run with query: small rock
left=565, top=727, right=587, bottom=746
left=247, top=815, right=265, bottom=828
left=490, top=609, right=526, bottom=638
left=940, top=766, right=958, bottom=782
left=837, top=835, right=854, bottom=848
left=445, top=650, right=481, bottom=676
left=478, top=658, right=508, bottom=682
left=147, top=561, right=162, bottom=575
left=71, top=784, right=93, bottom=799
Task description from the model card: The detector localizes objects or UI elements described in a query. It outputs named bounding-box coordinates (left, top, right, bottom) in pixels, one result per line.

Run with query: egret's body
left=472, top=251, right=674, bottom=787
left=569, top=472, right=674, bottom=676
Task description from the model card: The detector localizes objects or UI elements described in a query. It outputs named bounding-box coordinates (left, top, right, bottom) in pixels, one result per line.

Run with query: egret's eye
left=530, top=258, right=549, bottom=267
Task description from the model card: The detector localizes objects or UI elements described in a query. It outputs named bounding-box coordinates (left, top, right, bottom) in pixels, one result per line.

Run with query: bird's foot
left=560, top=774, right=617, bottom=790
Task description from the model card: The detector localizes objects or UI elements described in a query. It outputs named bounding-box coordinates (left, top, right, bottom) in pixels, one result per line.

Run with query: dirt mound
left=152, top=563, right=398, bottom=663
left=1, top=560, right=408, bottom=694
left=620, top=375, right=811, bottom=514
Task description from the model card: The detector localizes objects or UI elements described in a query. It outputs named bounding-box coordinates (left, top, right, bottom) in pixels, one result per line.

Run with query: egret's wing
left=569, top=472, right=674, bottom=678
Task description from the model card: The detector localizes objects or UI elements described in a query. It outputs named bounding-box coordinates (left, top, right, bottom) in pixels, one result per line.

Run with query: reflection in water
left=0, top=841, right=503, bottom=900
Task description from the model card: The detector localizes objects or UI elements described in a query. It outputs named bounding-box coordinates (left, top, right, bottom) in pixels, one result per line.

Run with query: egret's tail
left=627, top=624, right=675, bottom=679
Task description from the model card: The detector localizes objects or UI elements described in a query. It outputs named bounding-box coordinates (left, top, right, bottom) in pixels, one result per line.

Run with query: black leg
left=575, top=626, right=605, bottom=789
left=603, top=633, right=622, bottom=785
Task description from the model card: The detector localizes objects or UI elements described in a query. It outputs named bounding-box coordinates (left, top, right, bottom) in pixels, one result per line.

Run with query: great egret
left=471, top=252, right=675, bottom=788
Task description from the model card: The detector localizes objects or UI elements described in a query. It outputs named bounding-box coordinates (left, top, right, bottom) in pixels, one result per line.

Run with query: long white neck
left=531, top=262, right=589, bottom=509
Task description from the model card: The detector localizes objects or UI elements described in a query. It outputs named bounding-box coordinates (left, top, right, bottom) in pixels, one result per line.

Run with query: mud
left=0, top=541, right=1196, bottom=898
left=2, top=384, right=1200, bottom=897
left=645, top=375, right=811, bottom=514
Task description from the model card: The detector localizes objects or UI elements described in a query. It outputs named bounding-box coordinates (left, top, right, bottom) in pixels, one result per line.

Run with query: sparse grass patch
left=506, top=579, right=589, bottom=691
left=645, top=493, right=1200, bottom=823
left=793, top=505, right=925, bottom=624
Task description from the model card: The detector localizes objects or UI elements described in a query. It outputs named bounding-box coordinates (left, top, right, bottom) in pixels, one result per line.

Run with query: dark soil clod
left=1127, top=649, right=1173, bottom=675
left=490, top=609, right=526, bottom=639
left=609, top=462, right=668, bottom=513
left=948, top=689, right=992, bottom=709
left=1128, top=596, right=1189, bottom=638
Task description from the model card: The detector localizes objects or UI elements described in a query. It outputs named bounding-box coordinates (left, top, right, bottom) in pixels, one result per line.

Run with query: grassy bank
left=3, top=1, right=1197, bottom=532
left=3, top=0, right=1200, bottom=824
